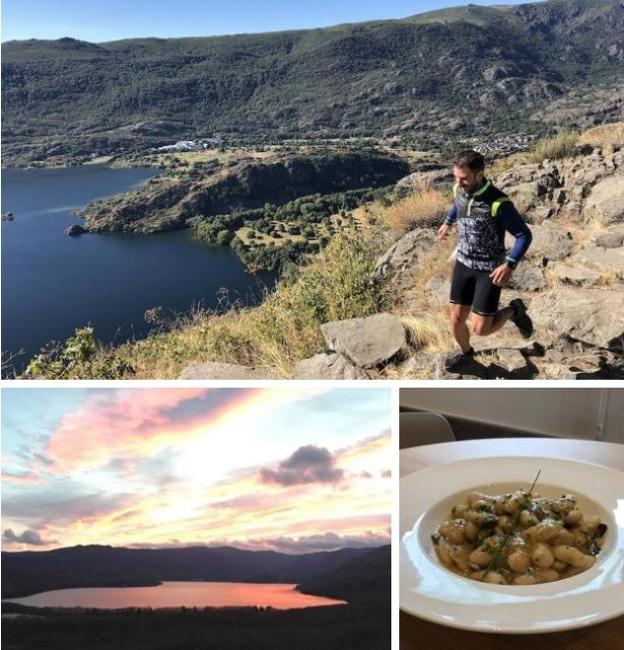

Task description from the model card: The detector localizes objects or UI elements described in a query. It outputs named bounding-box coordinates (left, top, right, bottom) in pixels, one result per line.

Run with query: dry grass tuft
left=527, top=130, right=579, bottom=163
left=578, top=122, right=624, bottom=147
left=382, top=181, right=449, bottom=236
left=488, top=151, right=532, bottom=178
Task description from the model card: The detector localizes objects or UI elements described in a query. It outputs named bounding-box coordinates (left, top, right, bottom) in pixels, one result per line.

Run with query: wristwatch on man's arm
left=505, top=257, right=518, bottom=270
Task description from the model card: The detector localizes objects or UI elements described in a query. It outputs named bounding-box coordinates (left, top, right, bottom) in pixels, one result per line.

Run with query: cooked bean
left=508, top=550, right=530, bottom=573
left=514, top=573, right=537, bottom=585
left=519, top=510, right=538, bottom=527
left=535, top=568, right=560, bottom=583
left=553, top=545, right=595, bottom=569
left=449, top=546, right=470, bottom=571
left=484, top=571, right=507, bottom=585
left=526, top=520, right=562, bottom=542
left=469, top=548, right=492, bottom=567
left=553, top=529, right=575, bottom=546
left=532, top=543, right=555, bottom=568
left=564, top=509, right=582, bottom=526
left=464, top=520, right=479, bottom=542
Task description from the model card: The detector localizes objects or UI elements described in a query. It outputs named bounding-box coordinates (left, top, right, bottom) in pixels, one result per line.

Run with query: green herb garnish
left=479, top=469, right=541, bottom=582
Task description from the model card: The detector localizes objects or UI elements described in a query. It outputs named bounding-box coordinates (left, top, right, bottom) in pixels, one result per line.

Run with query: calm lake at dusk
left=3, top=582, right=347, bottom=610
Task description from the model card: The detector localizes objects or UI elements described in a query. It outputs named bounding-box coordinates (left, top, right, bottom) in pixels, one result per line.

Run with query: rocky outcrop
left=496, top=145, right=623, bottom=224
left=81, top=152, right=410, bottom=233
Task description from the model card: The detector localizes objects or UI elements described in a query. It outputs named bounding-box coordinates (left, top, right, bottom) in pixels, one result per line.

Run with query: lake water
left=1, top=166, right=275, bottom=375
left=3, top=582, right=347, bottom=610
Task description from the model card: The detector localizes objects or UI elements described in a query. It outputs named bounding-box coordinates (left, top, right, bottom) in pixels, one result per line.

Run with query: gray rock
left=590, top=225, right=624, bottom=249
left=575, top=245, right=624, bottom=279
left=425, top=273, right=452, bottom=308
left=583, top=174, right=624, bottom=225
left=480, top=348, right=532, bottom=377
left=530, top=288, right=624, bottom=348
left=503, top=181, right=537, bottom=212
left=508, top=263, right=547, bottom=291
left=178, top=362, right=272, bottom=380
left=292, top=353, right=369, bottom=379
left=402, top=352, right=449, bottom=379
left=507, top=224, right=574, bottom=263
left=393, top=169, right=453, bottom=197
left=65, top=224, right=87, bottom=236
left=321, top=313, right=407, bottom=368
left=373, top=228, right=436, bottom=284
left=550, top=263, right=601, bottom=286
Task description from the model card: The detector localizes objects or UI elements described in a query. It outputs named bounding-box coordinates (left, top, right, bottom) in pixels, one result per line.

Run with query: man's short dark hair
left=454, top=149, right=485, bottom=171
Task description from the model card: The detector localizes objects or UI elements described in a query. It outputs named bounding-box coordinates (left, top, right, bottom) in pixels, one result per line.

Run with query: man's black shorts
left=449, top=260, right=501, bottom=316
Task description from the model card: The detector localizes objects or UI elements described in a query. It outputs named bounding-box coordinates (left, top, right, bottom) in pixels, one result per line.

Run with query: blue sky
left=1, top=387, right=391, bottom=552
left=2, top=0, right=530, bottom=42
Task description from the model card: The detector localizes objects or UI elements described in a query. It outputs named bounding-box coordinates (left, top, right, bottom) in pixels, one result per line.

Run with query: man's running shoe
left=510, top=298, right=533, bottom=339
left=444, top=346, right=475, bottom=371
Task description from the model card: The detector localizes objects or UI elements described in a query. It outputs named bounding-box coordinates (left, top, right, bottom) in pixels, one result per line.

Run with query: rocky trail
left=179, top=143, right=623, bottom=380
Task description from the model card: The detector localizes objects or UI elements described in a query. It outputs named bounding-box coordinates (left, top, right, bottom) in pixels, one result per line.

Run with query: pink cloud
left=44, top=389, right=257, bottom=473
left=1, top=471, right=41, bottom=485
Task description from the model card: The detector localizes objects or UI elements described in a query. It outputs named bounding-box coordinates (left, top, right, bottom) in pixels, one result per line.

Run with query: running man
left=437, top=149, right=534, bottom=370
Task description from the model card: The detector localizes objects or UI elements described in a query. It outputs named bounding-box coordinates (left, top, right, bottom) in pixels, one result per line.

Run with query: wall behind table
left=399, top=388, right=623, bottom=443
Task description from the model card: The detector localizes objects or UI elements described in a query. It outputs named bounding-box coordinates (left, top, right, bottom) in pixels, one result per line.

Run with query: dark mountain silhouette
left=298, top=544, right=390, bottom=604
left=1, top=544, right=379, bottom=599
left=1, top=545, right=391, bottom=649
left=2, top=0, right=623, bottom=165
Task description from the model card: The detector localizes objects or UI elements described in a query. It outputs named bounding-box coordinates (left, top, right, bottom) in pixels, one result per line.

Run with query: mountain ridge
left=2, top=0, right=623, bottom=167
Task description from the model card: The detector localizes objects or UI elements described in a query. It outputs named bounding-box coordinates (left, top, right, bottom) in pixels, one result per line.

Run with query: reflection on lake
left=4, top=581, right=347, bottom=610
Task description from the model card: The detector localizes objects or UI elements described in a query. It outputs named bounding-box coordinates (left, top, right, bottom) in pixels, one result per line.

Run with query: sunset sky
left=1, top=388, right=391, bottom=554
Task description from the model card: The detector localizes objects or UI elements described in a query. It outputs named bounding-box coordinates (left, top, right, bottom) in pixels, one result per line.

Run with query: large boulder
left=530, top=288, right=624, bottom=349
left=583, top=174, right=624, bottom=225
left=178, top=362, right=273, bottom=379
left=373, top=228, right=436, bottom=285
left=506, top=224, right=575, bottom=263
left=292, top=353, right=369, bottom=379
left=321, top=313, right=406, bottom=368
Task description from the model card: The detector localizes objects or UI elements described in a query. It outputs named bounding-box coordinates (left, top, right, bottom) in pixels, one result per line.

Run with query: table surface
left=400, top=437, right=624, bottom=650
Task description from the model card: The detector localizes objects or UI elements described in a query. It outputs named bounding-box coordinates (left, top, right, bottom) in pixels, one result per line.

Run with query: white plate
left=400, top=456, right=624, bottom=634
